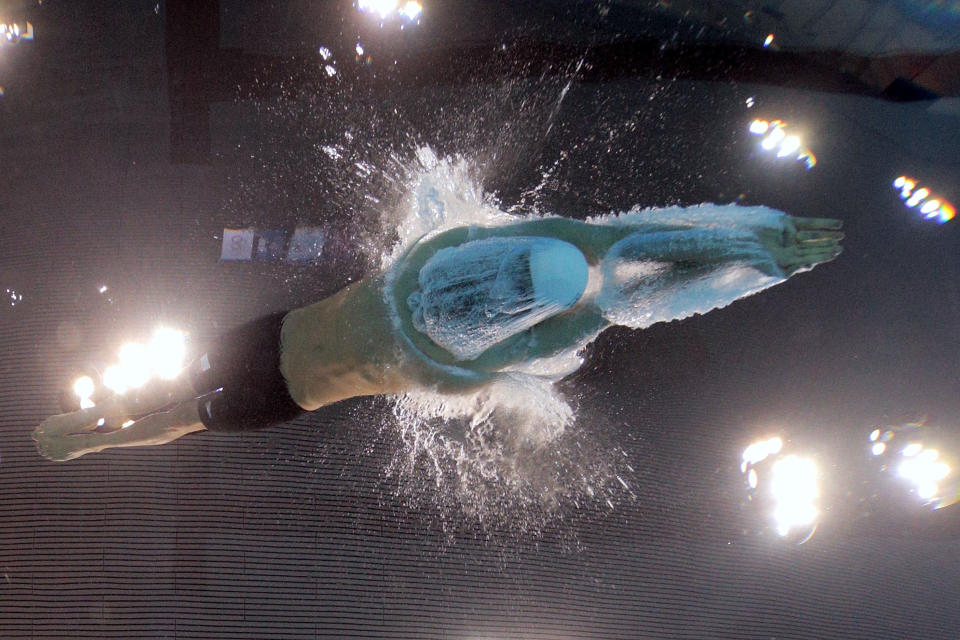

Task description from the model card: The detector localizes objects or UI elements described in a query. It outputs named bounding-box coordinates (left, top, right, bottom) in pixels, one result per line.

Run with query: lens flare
left=761, top=126, right=785, bottom=150
left=103, top=364, right=128, bottom=395
left=741, top=435, right=819, bottom=540
left=920, top=199, right=941, bottom=216
left=869, top=423, right=959, bottom=509
left=741, top=436, right=783, bottom=470
left=0, top=21, right=33, bottom=45
left=939, top=203, right=956, bottom=223
left=118, top=342, right=151, bottom=389
left=148, top=328, right=186, bottom=380
left=73, top=376, right=95, bottom=408
left=769, top=455, right=819, bottom=536
left=399, top=1, right=422, bottom=19
left=906, top=188, right=930, bottom=208
left=358, top=0, right=397, bottom=19
left=892, top=176, right=954, bottom=224
left=73, top=376, right=94, bottom=398
left=777, top=136, right=801, bottom=157
left=748, top=119, right=814, bottom=169
left=358, top=0, right=421, bottom=21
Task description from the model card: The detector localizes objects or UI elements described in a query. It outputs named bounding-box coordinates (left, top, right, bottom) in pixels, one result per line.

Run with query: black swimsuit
left=188, top=311, right=304, bottom=432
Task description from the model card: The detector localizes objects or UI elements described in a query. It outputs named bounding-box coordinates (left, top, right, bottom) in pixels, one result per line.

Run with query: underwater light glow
left=118, top=343, right=151, bottom=389
left=0, top=21, right=33, bottom=45
left=399, top=1, right=422, bottom=19
left=358, top=0, right=421, bottom=21
left=777, top=136, right=801, bottom=157
left=72, top=376, right=94, bottom=400
left=99, top=327, right=187, bottom=394
left=868, top=423, right=960, bottom=510
left=892, top=176, right=954, bottom=223
left=748, top=119, right=815, bottom=169
left=72, top=376, right=96, bottom=408
left=741, top=436, right=783, bottom=471
left=770, top=455, right=819, bottom=536
left=358, top=0, right=397, bottom=19
left=147, top=328, right=186, bottom=380
left=741, top=436, right=820, bottom=540
left=102, top=365, right=128, bottom=395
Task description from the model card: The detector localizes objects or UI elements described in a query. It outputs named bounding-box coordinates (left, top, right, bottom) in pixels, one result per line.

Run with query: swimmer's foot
left=33, top=400, right=206, bottom=461
left=33, top=400, right=127, bottom=437
left=32, top=428, right=99, bottom=462
left=31, top=401, right=131, bottom=461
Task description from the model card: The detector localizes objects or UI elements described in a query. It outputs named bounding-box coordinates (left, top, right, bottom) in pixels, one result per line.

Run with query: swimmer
left=32, top=207, right=843, bottom=461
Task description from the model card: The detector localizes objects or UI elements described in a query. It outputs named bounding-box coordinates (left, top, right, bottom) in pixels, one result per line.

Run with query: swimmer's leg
left=37, top=375, right=199, bottom=438
left=33, top=401, right=205, bottom=462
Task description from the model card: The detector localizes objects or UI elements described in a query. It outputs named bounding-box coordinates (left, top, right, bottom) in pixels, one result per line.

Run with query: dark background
left=0, top=1, right=958, bottom=638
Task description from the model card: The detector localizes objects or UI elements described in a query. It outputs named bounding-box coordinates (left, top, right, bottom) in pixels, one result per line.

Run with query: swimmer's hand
left=755, top=216, right=844, bottom=277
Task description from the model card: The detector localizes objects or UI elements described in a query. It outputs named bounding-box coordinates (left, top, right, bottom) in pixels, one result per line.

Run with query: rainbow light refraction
left=748, top=119, right=816, bottom=169
left=893, top=176, right=954, bottom=224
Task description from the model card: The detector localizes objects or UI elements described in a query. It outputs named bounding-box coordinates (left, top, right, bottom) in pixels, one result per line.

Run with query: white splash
left=374, top=148, right=634, bottom=529
left=378, top=146, right=516, bottom=271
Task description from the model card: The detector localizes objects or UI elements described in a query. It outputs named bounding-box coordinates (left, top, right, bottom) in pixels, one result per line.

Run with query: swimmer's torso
left=279, top=277, right=412, bottom=411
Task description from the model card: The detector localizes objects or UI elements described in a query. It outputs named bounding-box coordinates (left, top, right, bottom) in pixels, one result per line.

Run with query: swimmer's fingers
left=796, top=230, right=844, bottom=245
left=796, top=240, right=842, bottom=256
left=783, top=246, right=842, bottom=274
left=793, top=217, right=843, bottom=231
left=795, top=246, right=842, bottom=263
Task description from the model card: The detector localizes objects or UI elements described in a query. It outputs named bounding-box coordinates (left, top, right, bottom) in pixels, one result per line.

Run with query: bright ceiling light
left=358, top=0, right=398, bottom=19
left=869, top=423, right=960, bottom=510
left=769, top=455, right=819, bottom=536
left=358, top=0, right=422, bottom=22
left=148, top=328, right=186, bottom=380
left=399, top=1, right=422, bottom=19
left=103, top=364, right=128, bottom=395
left=72, top=376, right=94, bottom=401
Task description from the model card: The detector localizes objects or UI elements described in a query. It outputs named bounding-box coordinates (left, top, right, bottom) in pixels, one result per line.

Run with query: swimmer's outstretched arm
left=396, top=213, right=843, bottom=372
left=411, top=214, right=842, bottom=273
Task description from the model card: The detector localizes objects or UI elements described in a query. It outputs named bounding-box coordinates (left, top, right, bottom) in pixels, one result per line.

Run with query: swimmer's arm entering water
left=404, top=214, right=842, bottom=275
left=396, top=214, right=842, bottom=370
